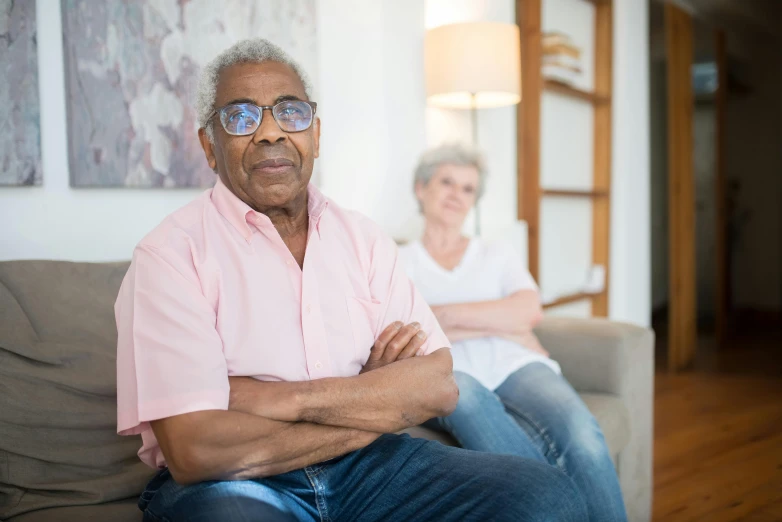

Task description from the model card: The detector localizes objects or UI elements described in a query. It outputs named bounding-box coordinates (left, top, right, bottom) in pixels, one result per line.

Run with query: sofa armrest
left=534, top=317, right=654, bottom=397
left=534, top=316, right=654, bottom=522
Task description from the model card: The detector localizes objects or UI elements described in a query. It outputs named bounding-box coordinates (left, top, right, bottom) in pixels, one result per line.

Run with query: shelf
left=518, top=0, right=613, bottom=317
left=543, top=292, right=597, bottom=309
left=543, top=189, right=609, bottom=198
left=544, top=80, right=609, bottom=104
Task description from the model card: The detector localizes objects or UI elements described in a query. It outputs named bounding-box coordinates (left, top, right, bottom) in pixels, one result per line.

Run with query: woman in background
left=399, top=144, right=627, bottom=522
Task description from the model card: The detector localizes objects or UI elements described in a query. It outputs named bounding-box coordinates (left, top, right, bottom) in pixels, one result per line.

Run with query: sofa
left=0, top=260, right=654, bottom=522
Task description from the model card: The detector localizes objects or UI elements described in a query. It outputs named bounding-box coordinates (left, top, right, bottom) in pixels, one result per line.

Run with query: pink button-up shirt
left=115, top=179, right=450, bottom=468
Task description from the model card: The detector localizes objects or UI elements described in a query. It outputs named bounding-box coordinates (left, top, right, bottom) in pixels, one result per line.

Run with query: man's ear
left=198, top=127, right=218, bottom=173
left=313, top=117, right=321, bottom=159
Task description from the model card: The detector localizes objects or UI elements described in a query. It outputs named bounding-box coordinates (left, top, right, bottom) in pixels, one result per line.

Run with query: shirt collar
left=307, top=183, right=329, bottom=223
left=211, top=178, right=329, bottom=243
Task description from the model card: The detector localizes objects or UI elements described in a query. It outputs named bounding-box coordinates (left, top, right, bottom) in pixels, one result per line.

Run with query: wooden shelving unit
left=542, top=189, right=609, bottom=198
left=517, top=0, right=613, bottom=317
left=544, top=79, right=608, bottom=104
left=543, top=292, right=596, bottom=309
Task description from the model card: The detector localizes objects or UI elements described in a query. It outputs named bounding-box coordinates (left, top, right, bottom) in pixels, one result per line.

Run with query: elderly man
left=115, top=38, right=587, bottom=522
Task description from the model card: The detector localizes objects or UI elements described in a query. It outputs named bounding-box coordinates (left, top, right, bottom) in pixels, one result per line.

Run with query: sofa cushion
left=578, top=393, right=631, bottom=457
left=0, top=259, right=632, bottom=520
left=0, top=261, right=152, bottom=520
left=6, top=498, right=141, bottom=522
left=401, top=392, right=631, bottom=459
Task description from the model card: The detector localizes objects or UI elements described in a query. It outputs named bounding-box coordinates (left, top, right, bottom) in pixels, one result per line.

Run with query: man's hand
left=360, top=321, right=428, bottom=373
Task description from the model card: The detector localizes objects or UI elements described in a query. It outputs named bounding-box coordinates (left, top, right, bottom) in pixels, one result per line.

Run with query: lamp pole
left=470, top=92, right=481, bottom=236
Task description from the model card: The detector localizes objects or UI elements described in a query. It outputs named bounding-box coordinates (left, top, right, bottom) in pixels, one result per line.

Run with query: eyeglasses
left=208, top=100, right=318, bottom=136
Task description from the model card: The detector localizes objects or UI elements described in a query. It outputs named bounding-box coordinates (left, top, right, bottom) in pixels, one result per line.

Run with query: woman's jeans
left=428, top=362, right=627, bottom=522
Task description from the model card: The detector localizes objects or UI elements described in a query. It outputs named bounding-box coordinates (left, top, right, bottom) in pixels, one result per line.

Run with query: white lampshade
left=425, top=22, right=521, bottom=109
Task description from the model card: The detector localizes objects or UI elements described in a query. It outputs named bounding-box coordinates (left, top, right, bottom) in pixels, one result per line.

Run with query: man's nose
left=252, top=109, right=286, bottom=144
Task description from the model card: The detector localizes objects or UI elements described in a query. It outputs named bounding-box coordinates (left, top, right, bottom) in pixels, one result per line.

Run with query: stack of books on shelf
left=542, top=32, right=582, bottom=86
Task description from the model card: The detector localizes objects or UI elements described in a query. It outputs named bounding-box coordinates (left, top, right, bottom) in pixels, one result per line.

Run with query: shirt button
left=286, top=260, right=293, bottom=266
left=315, top=361, right=322, bottom=369
left=306, top=305, right=311, bottom=314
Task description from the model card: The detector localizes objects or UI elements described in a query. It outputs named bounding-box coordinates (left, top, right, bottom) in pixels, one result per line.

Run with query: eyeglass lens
left=219, top=101, right=313, bottom=136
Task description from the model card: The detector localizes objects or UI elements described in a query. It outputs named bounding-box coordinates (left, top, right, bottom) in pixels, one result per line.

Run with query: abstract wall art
left=0, top=0, right=42, bottom=186
left=62, top=0, right=318, bottom=188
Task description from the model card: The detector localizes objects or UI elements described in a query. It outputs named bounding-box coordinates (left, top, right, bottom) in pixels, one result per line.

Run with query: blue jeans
left=428, top=363, right=627, bottom=522
left=139, top=433, right=587, bottom=521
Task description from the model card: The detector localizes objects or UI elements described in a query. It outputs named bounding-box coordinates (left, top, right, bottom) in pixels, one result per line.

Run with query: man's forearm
left=151, top=410, right=379, bottom=485
left=229, top=348, right=458, bottom=433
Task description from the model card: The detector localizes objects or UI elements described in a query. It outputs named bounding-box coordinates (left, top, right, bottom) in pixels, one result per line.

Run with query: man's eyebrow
left=223, top=98, right=257, bottom=106
left=275, top=94, right=304, bottom=103
left=220, top=95, right=304, bottom=107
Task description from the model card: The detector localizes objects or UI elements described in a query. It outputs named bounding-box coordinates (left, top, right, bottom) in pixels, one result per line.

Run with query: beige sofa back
left=0, top=261, right=152, bottom=520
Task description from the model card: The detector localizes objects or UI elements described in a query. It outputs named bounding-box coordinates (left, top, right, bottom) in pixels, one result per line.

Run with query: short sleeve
left=497, top=241, right=539, bottom=296
left=364, top=229, right=451, bottom=356
left=115, top=245, right=229, bottom=436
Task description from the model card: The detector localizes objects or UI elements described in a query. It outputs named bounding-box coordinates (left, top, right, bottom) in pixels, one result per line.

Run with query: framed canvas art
left=62, top=0, right=318, bottom=188
left=0, top=0, right=42, bottom=186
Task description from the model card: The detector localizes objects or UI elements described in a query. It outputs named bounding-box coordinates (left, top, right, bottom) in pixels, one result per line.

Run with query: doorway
left=650, top=2, right=728, bottom=371
left=650, top=0, right=782, bottom=372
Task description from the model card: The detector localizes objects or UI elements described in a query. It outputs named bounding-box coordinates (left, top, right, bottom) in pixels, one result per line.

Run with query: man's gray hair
left=196, top=38, right=313, bottom=143
left=413, top=143, right=488, bottom=201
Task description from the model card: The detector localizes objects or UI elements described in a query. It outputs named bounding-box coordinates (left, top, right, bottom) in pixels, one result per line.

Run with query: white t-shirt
left=399, top=238, right=561, bottom=391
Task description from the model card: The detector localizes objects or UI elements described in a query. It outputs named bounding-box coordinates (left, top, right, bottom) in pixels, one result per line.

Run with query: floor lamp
left=424, top=21, right=522, bottom=235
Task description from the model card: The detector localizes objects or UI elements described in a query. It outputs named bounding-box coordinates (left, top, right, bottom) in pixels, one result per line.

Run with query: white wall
left=321, top=0, right=651, bottom=327
left=0, top=0, right=205, bottom=262
left=322, top=0, right=520, bottom=241
left=1, top=0, right=420, bottom=261
left=423, top=0, right=518, bottom=239
left=2, top=0, right=652, bottom=328
left=608, top=0, right=651, bottom=326
left=317, top=0, right=427, bottom=240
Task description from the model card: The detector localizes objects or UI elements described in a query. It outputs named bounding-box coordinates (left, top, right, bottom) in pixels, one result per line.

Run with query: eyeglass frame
left=206, top=100, right=318, bottom=136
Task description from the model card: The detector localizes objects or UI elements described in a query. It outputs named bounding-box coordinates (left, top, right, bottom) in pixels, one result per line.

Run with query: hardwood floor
left=652, top=329, right=782, bottom=521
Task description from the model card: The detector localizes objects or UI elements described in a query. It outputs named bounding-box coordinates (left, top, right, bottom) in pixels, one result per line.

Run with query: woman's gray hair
left=413, top=143, right=488, bottom=203
left=196, top=38, right=313, bottom=143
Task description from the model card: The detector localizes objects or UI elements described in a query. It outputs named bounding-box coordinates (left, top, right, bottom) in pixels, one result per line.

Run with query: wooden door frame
left=517, top=0, right=542, bottom=281
left=665, top=3, right=697, bottom=371
left=715, top=29, right=728, bottom=349
left=591, top=2, right=612, bottom=316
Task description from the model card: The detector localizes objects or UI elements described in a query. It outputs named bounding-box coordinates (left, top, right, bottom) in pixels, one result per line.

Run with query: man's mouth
left=251, top=158, right=295, bottom=174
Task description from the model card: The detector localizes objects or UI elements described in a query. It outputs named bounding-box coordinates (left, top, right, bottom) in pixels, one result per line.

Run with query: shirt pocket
left=345, top=296, right=382, bottom=363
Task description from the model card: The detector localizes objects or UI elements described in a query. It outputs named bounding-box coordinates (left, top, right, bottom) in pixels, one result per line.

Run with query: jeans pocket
left=138, top=468, right=171, bottom=511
